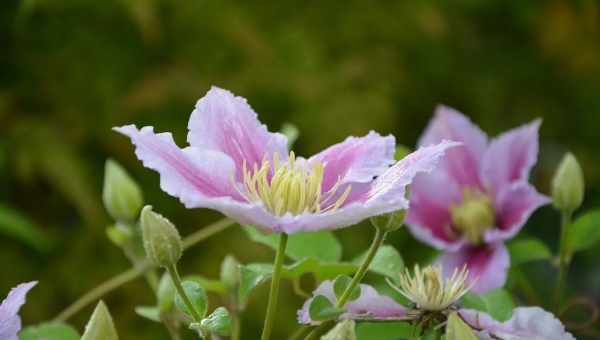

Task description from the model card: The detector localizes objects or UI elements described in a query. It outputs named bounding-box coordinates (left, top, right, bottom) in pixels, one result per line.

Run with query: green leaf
left=333, top=275, right=361, bottom=302
left=81, top=301, right=118, bottom=340
left=355, top=321, right=412, bottom=340
left=134, top=306, right=161, bottom=323
left=19, top=322, right=80, bottom=340
left=238, top=264, right=273, bottom=306
left=243, top=226, right=342, bottom=261
left=460, top=288, right=514, bottom=322
left=507, top=238, right=552, bottom=265
left=184, top=275, right=227, bottom=294
left=0, top=203, right=53, bottom=252
left=281, top=122, right=300, bottom=149
left=308, top=295, right=344, bottom=321
left=284, top=258, right=356, bottom=280
left=353, top=245, right=404, bottom=280
left=200, top=307, right=232, bottom=336
left=569, top=210, right=600, bottom=253
left=174, top=281, right=208, bottom=319
left=446, top=312, right=477, bottom=340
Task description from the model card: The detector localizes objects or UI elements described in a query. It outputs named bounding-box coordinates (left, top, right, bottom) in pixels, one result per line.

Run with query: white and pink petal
left=0, top=281, right=37, bottom=340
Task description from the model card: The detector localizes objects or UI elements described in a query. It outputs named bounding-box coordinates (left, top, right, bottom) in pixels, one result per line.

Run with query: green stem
left=53, top=218, right=235, bottom=322
left=555, top=211, right=572, bottom=309
left=305, top=228, right=387, bottom=340
left=231, top=313, right=241, bottom=340
left=167, top=265, right=202, bottom=322
left=261, top=233, right=289, bottom=340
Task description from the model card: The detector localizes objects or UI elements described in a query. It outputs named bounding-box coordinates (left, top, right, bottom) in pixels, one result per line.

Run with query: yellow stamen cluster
left=238, top=152, right=352, bottom=216
left=391, top=265, right=471, bottom=311
left=450, top=188, right=495, bottom=245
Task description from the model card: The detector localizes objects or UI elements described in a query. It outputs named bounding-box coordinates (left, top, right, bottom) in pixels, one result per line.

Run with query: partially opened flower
left=115, top=87, right=458, bottom=234
left=0, top=281, right=37, bottom=340
left=406, top=106, right=550, bottom=292
left=298, top=268, right=574, bottom=340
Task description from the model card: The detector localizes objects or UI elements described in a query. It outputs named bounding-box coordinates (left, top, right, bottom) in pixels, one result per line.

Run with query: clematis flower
left=0, top=281, right=37, bottom=340
left=115, top=87, right=458, bottom=234
left=406, top=106, right=550, bottom=292
left=298, top=267, right=574, bottom=340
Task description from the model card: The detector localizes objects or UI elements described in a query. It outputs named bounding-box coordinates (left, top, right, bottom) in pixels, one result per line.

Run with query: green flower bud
left=370, top=210, right=406, bottom=232
left=105, top=222, right=134, bottom=247
left=82, top=301, right=118, bottom=340
left=552, top=152, right=584, bottom=213
left=220, top=255, right=240, bottom=291
left=200, top=307, right=232, bottom=336
left=140, top=206, right=182, bottom=267
left=322, top=320, right=356, bottom=340
left=103, top=159, right=143, bottom=222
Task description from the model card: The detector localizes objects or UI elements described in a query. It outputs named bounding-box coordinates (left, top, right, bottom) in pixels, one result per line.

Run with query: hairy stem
left=555, top=211, right=572, bottom=309
left=53, top=218, right=235, bottom=322
left=261, top=233, right=289, bottom=340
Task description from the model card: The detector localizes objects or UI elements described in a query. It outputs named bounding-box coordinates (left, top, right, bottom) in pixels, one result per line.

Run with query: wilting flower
left=0, top=281, right=37, bottom=340
left=406, top=106, right=550, bottom=292
left=391, top=264, right=471, bottom=312
left=298, top=267, right=574, bottom=340
left=115, top=87, right=457, bottom=234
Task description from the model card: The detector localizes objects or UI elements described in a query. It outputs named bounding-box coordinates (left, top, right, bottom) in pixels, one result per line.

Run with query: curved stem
left=53, top=218, right=235, bottom=322
left=555, top=211, right=572, bottom=310
left=305, top=228, right=387, bottom=339
left=168, top=265, right=202, bottom=321
left=261, top=233, right=289, bottom=340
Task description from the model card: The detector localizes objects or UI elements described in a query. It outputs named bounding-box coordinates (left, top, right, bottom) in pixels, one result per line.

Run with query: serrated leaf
left=446, top=312, right=477, bottom=340
left=507, top=238, right=552, bottom=265
left=200, top=307, right=232, bottom=336
left=569, top=210, right=600, bottom=253
left=460, top=288, right=514, bottom=322
left=81, top=301, right=118, bottom=340
left=353, top=245, right=404, bottom=280
left=244, top=226, right=342, bottom=261
left=333, top=275, right=361, bottom=302
left=309, top=295, right=344, bottom=321
left=134, top=306, right=161, bottom=323
left=238, top=264, right=273, bottom=306
left=174, top=281, right=208, bottom=319
left=355, top=321, right=412, bottom=340
left=19, top=322, right=79, bottom=340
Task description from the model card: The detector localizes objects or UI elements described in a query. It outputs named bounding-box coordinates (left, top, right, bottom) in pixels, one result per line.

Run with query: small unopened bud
left=140, top=206, right=182, bottom=267
left=103, top=159, right=143, bottom=222
left=106, top=223, right=134, bottom=247
left=220, top=255, right=240, bottom=291
left=370, top=210, right=406, bottom=232
left=322, top=320, right=356, bottom=340
left=552, top=152, right=584, bottom=213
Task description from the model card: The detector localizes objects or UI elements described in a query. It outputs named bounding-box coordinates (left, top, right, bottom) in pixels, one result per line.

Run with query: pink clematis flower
left=115, top=87, right=458, bottom=234
left=0, top=281, right=37, bottom=340
left=406, top=106, right=550, bottom=292
left=299, top=281, right=575, bottom=340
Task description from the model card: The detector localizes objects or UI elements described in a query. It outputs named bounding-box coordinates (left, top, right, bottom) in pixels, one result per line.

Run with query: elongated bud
left=82, top=301, right=119, bottom=340
left=140, top=206, right=182, bottom=267
left=552, top=152, right=584, bottom=213
left=220, top=255, right=240, bottom=291
left=103, top=159, right=143, bottom=222
left=322, top=320, right=356, bottom=340
left=370, top=210, right=406, bottom=232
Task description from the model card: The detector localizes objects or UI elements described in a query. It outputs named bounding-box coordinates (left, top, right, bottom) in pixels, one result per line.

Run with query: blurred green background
left=2, top=0, right=600, bottom=338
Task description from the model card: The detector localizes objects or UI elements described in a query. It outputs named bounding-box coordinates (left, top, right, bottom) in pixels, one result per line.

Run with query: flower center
left=238, top=152, right=352, bottom=216
left=450, top=188, right=495, bottom=245
left=392, top=265, right=471, bottom=311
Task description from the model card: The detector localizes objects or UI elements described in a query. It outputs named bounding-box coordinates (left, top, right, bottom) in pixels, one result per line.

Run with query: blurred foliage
left=2, top=0, right=600, bottom=338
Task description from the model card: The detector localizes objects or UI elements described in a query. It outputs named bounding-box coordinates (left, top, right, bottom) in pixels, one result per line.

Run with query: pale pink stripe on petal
left=480, top=119, right=541, bottom=197
left=187, top=86, right=288, bottom=180
left=419, top=106, right=488, bottom=188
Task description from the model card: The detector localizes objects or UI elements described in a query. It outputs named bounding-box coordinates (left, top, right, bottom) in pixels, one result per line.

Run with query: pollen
left=450, top=188, right=495, bottom=245
left=237, top=152, right=352, bottom=216
left=391, top=264, right=472, bottom=311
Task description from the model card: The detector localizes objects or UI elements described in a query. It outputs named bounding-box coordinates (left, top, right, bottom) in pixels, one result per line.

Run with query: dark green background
left=2, top=0, right=599, bottom=338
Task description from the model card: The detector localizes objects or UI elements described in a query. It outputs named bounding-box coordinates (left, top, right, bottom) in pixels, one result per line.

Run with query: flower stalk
left=555, top=211, right=572, bottom=309
left=261, top=233, right=289, bottom=340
